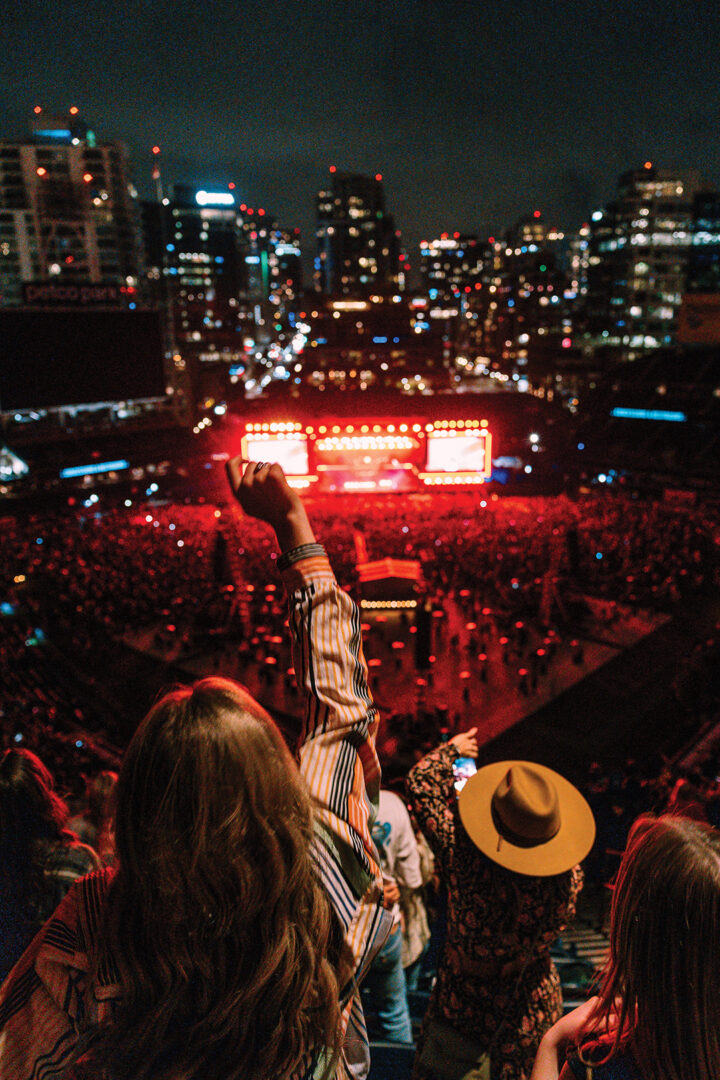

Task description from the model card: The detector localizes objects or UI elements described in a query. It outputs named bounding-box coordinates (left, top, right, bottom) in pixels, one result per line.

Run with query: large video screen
left=314, top=433, right=420, bottom=469
left=0, top=309, right=165, bottom=411
left=426, top=433, right=487, bottom=472
left=241, top=435, right=309, bottom=475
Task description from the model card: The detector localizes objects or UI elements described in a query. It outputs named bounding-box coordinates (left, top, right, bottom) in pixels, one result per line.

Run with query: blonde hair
left=88, top=678, right=345, bottom=1080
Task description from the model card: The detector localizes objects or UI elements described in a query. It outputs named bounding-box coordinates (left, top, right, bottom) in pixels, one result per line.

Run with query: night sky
left=4, top=0, right=720, bottom=257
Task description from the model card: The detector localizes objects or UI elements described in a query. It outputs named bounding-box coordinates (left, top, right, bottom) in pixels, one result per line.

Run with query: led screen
left=0, top=310, right=165, bottom=411
left=241, top=436, right=309, bottom=475
left=426, top=433, right=487, bottom=472
left=314, top=434, right=420, bottom=469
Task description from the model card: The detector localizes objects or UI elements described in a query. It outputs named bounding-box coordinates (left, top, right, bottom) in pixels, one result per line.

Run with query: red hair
left=578, top=814, right=720, bottom=1080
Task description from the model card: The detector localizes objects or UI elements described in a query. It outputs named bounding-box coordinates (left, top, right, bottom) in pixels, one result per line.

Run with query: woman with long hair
left=530, top=813, right=720, bottom=1080
left=0, top=747, right=101, bottom=982
left=0, top=461, right=392, bottom=1080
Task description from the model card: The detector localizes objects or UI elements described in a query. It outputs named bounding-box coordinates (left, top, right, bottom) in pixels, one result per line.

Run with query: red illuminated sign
left=240, top=419, right=493, bottom=491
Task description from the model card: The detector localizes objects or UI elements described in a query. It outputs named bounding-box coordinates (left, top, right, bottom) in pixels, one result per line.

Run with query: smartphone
left=453, top=756, right=477, bottom=793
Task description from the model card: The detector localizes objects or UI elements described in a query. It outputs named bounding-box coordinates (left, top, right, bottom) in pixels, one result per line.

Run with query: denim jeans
left=404, top=943, right=429, bottom=993
left=363, top=924, right=413, bottom=1043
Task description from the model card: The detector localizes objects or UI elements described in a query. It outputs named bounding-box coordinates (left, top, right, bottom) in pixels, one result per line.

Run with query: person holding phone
left=0, top=461, right=392, bottom=1080
left=406, top=731, right=594, bottom=1080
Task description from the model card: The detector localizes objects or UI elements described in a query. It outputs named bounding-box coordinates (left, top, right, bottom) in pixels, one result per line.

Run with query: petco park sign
left=22, top=282, right=122, bottom=306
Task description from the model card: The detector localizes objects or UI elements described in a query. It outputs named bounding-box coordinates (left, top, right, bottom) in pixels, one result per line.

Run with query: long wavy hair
left=86, top=678, right=346, bottom=1080
left=0, top=749, right=72, bottom=982
left=578, top=814, right=720, bottom=1080
left=0, top=748, right=69, bottom=907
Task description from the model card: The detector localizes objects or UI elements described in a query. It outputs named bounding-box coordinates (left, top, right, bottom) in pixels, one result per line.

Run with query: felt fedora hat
left=458, top=760, right=595, bottom=876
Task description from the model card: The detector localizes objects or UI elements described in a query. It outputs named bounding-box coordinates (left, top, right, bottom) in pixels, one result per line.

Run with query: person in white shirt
left=364, top=788, right=430, bottom=1043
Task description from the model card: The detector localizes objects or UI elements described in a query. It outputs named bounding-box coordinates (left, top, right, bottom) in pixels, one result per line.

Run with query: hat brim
left=458, top=760, right=596, bottom=877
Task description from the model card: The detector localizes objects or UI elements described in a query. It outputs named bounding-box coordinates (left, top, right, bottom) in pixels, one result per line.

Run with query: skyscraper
left=582, top=164, right=698, bottom=359
left=237, top=211, right=302, bottom=309
left=686, top=190, right=720, bottom=294
left=419, top=232, right=485, bottom=301
left=0, top=109, right=144, bottom=305
left=481, top=214, right=570, bottom=380
left=315, top=171, right=400, bottom=296
left=676, top=189, right=720, bottom=347
left=140, top=185, right=305, bottom=411
left=156, top=183, right=244, bottom=363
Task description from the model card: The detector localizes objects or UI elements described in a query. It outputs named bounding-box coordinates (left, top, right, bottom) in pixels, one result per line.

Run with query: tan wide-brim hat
left=458, top=760, right=596, bottom=877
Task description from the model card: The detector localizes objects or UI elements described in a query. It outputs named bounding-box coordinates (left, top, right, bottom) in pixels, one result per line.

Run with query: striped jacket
left=0, top=544, right=392, bottom=1080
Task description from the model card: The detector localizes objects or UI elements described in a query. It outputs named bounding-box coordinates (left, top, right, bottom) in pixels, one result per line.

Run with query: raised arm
left=226, top=459, right=383, bottom=898
left=405, top=728, right=478, bottom=867
left=226, top=456, right=316, bottom=551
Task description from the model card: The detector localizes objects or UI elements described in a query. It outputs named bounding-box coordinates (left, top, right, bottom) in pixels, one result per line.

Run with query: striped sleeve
left=281, top=546, right=382, bottom=893
left=0, top=871, right=115, bottom=1080
left=280, top=547, right=392, bottom=975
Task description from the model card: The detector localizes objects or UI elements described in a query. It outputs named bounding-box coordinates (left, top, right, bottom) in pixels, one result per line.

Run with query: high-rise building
left=482, top=214, right=570, bottom=379
left=686, top=190, right=720, bottom=294
left=298, top=295, right=449, bottom=393
left=566, top=224, right=591, bottom=304
left=0, top=109, right=144, bottom=306
left=582, top=164, right=698, bottom=358
left=237, top=211, right=302, bottom=308
left=155, top=183, right=245, bottom=364
left=141, top=186, right=305, bottom=410
left=315, top=171, right=400, bottom=296
left=674, top=189, right=720, bottom=348
left=144, top=189, right=304, bottom=354
left=419, top=233, right=485, bottom=301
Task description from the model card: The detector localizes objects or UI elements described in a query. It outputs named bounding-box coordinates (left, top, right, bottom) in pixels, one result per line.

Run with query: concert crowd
left=2, top=482, right=720, bottom=1079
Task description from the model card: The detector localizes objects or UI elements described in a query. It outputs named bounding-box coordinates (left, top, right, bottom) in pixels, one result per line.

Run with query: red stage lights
left=239, top=415, right=493, bottom=493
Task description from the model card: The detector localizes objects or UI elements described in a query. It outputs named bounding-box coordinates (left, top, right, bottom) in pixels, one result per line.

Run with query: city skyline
left=4, top=0, right=719, bottom=256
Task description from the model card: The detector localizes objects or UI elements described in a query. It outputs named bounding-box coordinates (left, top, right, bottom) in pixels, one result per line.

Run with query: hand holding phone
left=453, top=756, right=478, bottom=792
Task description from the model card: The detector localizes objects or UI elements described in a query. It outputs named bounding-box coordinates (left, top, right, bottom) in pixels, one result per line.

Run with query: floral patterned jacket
left=406, top=742, right=583, bottom=1080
